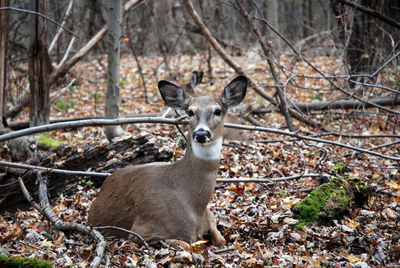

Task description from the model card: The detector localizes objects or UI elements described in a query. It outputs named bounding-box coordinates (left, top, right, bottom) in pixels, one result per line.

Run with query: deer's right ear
left=158, top=81, right=190, bottom=109
left=220, top=76, right=247, bottom=109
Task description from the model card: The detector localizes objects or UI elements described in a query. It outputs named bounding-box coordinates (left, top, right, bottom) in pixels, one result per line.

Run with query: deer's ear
left=220, top=76, right=247, bottom=109
left=158, top=81, right=190, bottom=109
left=189, top=71, right=203, bottom=89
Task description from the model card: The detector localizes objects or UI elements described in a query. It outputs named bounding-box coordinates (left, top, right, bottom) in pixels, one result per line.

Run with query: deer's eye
left=187, top=110, right=195, bottom=117
left=214, top=109, right=222, bottom=116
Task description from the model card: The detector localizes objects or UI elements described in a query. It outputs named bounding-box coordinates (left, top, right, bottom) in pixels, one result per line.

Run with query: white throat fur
left=191, top=137, right=223, bottom=161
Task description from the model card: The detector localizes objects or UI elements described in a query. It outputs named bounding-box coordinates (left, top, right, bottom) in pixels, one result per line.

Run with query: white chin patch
left=191, top=137, right=223, bottom=161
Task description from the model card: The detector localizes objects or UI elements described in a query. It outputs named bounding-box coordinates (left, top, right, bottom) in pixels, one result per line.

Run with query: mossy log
left=293, top=177, right=370, bottom=226
left=0, top=254, right=52, bottom=268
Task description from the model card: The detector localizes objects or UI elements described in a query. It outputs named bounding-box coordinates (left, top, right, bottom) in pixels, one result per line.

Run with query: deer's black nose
left=193, top=129, right=211, bottom=143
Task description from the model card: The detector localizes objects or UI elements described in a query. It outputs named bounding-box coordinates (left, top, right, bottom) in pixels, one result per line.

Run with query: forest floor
left=1, top=53, right=400, bottom=267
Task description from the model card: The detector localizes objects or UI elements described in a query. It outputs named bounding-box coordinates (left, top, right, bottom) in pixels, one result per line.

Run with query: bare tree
left=28, top=0, right=51, bottom=127
left=105, top=0, right=128, bottom=142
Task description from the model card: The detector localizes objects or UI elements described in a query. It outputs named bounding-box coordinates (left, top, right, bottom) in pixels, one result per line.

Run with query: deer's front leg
left=200, top=208, right=226, bottom=247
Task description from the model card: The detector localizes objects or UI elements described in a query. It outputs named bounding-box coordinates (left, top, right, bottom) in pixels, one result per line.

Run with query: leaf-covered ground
left=1, top=53, right=400, bottom=267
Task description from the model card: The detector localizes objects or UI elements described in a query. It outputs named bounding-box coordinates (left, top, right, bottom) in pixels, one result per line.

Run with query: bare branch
left=0, top=6, right=78, bottom=38
left=0, top=160, right=111, bottom=177
left=48, top=0, right=74, bottom=53
left=0, top=116, right=187, bottom=142
left=94, top=226, right=149, bottom=248
left=19, top=173, right=107, bottom=268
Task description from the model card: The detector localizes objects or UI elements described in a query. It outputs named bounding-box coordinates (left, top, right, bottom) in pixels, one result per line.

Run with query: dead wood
left=19, top=173, right=106, bottom=268
left=293, top=96, right=400, bottom=112
left=0, top=137, right=172, bottom=211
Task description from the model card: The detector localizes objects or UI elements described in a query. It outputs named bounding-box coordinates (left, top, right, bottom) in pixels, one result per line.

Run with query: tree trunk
left=28, top=0, right=51, bottom=127
left=105, top=0, right=127, bottom=142
left=0, top=0, right=9, bottom=128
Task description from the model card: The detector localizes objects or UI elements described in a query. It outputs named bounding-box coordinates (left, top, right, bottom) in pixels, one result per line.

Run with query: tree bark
left=28, top=0, right=51, bottom=127
left=105, top=0, right=127, bottom=142
left=0, top=0, right=9, bottom=128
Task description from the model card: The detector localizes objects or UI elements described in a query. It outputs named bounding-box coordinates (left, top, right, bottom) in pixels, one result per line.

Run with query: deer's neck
left=177, top=137, right=222, bottom=211
left=179, top=137, right=222, bottom=174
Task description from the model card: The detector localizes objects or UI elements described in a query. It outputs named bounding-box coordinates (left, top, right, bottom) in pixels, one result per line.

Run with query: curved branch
left=0, top=116, right=187, bottom=142
left=19, top=175, right=106, bottom=268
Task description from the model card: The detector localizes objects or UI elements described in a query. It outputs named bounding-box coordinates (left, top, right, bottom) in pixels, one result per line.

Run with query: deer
left=162, top=71, right=248, bottom=141
left=88, top=76, right=247, bottom=248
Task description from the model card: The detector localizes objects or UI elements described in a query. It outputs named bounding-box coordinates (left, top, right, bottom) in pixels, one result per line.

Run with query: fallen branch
left=216, top=173, right=328, bottom=184
left=94, top=226, right=149, bottom=248
left=0, top=161, right=111, bottom=177
left=19, top=173, right=107, bottom=268
left=293, top=96, right=400, bottom=112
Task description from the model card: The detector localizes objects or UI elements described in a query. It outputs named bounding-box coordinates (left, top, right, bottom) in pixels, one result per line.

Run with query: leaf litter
left=1, top=53, right=400, bottom=267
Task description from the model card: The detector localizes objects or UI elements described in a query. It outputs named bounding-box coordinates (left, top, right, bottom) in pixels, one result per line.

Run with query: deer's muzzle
left=193, top=129, right=211, bottom=144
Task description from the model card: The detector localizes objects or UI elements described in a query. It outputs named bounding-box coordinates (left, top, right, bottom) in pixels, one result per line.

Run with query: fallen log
left=293, top=96, right=400, bottom=112
left=0, top=137, right=172, bottom=211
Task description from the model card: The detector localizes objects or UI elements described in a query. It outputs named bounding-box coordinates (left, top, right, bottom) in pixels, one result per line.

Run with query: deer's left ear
left=220, top=76, right=247, bottom=109
left=158, top=81, right=190, bottom=109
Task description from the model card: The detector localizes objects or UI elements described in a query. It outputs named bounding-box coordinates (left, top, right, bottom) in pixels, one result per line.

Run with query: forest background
left=0, top=0, right=399, bottom=267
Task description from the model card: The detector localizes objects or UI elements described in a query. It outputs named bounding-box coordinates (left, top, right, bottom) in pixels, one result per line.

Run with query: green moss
left=293, top=176, right=370, bottom=227
left=293, top=182, right=335, bottom=226
left=0, top=254, right=52, bottom=268
left=55, top=99, right=75, bottom=110
left=37, top=134, right=67, bottom=149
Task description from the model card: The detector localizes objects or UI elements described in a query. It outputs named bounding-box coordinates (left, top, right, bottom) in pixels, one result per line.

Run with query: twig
left=0, top=161, right=111, bottom=177
left=214, top=246, right=236, bottom=254
left=94, top=226, right=149, bottom=249
left=50, top=79, right=76, bottom=105
left=370, top=50, right=400, bottom=78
